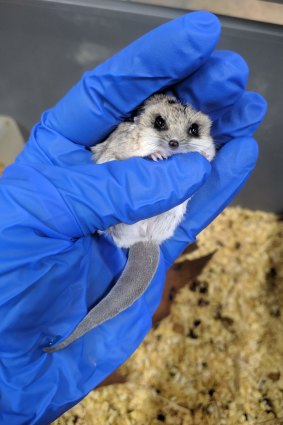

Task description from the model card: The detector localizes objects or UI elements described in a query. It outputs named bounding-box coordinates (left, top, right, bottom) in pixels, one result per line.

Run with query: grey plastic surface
left=0, top=0, right=282, bottom=212
left=0, top=116, right=25, bottom=166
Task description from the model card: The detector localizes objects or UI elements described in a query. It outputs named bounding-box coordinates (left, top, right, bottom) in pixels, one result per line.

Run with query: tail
left=44, top=242, right=160, bottom=352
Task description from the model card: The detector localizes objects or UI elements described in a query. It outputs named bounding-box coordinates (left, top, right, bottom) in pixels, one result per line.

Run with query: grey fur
left=44, top=242, right=159, bottom=352
left=44, top=94, right=215, bottom=352
left=93, top=94, right=215, bottom=248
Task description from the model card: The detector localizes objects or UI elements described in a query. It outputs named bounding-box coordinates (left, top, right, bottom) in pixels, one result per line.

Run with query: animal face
left=136, top=94, right=215, bottom=160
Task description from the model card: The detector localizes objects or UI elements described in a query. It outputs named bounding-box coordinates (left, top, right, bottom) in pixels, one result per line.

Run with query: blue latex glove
left=0, top=11, right=266, bottom=425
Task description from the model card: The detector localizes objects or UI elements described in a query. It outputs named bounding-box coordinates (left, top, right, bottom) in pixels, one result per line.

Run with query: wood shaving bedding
left=52, top=207, right=283, bottom=424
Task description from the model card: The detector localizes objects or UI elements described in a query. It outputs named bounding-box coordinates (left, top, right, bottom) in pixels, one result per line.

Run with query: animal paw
left=200, top=150, right=213, bottom=160
left=150, top=151, right=168, bottom=161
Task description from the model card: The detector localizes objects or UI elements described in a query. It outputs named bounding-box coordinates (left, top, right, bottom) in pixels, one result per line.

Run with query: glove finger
left=161, top=90, right=266, bottom=265
left=161, top=137, right=258, bottom=266
left=8, top=153, right=211, bottom=238
left=20, top=90, right=265, bottom=171
left=41, top=12, right=220, bottom=147
left=212, top=91, right=267, bottom=146
left=169, top=50, right=249, bottom=121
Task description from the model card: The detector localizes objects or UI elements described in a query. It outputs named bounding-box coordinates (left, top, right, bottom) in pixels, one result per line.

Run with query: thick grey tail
left=43, top=242, right=160, bottom=353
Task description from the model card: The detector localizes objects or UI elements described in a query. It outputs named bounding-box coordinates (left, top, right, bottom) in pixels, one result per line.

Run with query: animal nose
left=168, top=140, right=179, bottom=149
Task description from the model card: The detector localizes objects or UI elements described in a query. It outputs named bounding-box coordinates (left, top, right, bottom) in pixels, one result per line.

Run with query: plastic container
left=0, top=0, right=282, bottom=211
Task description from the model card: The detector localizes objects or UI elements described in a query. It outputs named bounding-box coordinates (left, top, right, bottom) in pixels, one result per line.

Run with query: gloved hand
left=0, top=11, right=266, bottom=425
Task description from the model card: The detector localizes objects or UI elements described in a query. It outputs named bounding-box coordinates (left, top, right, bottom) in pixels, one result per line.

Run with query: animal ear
left=143, top=93, right=178, bottom=107
left=126, top=93, right=179, bottom=124
left=125, top=102, right=146, bottom=123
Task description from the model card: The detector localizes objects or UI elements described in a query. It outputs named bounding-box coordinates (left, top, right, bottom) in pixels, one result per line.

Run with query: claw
left=150, top=153, right=159, bottom=161
left=150, top=151, right=167, bottom=161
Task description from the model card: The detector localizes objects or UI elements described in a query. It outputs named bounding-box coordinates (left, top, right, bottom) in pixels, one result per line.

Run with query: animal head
left=134, top=94, right=215, bottom=160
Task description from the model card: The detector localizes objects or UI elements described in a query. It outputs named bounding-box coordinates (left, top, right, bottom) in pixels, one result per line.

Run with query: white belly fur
left=108, top=200, right=189, bottom=248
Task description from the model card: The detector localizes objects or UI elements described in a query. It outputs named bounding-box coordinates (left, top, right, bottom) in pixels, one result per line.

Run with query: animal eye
left=154, top=116, right=166, bottom=130
left=188, top=123, right=199, bottom=137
